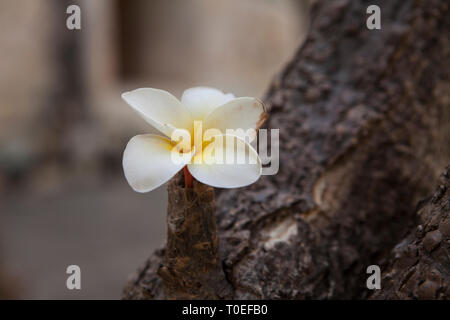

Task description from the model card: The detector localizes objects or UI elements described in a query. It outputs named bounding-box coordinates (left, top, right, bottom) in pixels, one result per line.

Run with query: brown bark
left=371, top=165, right=450, bottom=299
left=123, top=0, right=450, bottom=299
left=157, top=173, right=232, bottom=299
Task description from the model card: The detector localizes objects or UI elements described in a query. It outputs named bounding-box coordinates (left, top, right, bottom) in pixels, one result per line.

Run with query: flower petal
left=188, top=134, right=262, bottom=188
left=181, top=87, right=235, bottom=120
left=123, top=134, right=193, bottom=193
left=122, top=88, right=192, bottom=137
left=203, top=97, right=267, bottom=141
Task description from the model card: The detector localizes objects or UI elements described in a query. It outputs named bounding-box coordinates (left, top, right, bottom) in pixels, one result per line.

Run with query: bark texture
left=371, top=165, right=450, bottom=299
left=157, top=173, right=232, bottom=299
left=123, top=0, right=450, bottom=299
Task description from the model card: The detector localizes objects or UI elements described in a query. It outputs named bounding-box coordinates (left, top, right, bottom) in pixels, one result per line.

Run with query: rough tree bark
left=371, top=165, right=450, bottom=299
left=157, top=174, right=232, bottom=299
left=123, top=0, right=449, bottom=299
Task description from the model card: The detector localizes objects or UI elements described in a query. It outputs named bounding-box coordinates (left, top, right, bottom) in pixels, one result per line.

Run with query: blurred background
left=0, top=0, right=309, bottom=299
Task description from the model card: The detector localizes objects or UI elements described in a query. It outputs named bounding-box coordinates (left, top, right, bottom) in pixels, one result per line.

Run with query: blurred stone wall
left=0, top=1, right=54, bottom=184
left=0, top=0, right=308, bottom=187
left=117, top=0, right=305, bottom=96
left=0, top=0, right=309, bottom=299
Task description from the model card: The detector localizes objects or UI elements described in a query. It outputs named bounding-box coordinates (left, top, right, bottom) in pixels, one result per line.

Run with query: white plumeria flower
left=122, top=87, right=267, bottom=193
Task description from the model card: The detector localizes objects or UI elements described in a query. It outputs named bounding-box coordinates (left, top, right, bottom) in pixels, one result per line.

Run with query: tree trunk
left=371, top=165, right=450, bottom=299
left=123, top=0, right=450, bottom=299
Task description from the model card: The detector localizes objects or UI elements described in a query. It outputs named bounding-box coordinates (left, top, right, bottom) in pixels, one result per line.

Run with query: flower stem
left=183, top=166, right=193, bottom=188
left=159, top=172, right=230, bottom=299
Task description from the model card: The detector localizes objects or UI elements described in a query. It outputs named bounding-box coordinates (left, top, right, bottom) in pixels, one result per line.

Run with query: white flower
left=121, top=87, right=267, bottom=193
